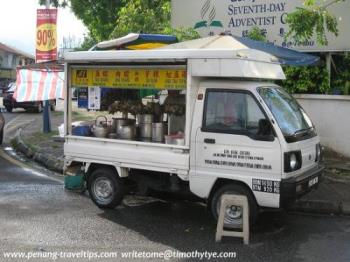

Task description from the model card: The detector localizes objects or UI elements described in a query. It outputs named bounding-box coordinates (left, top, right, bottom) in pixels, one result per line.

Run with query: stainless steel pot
left=118, top=125, right=136, bottom=140
left=152, top=122, right=165, bottom=142
left=114, top=118, right=135, bottom=135
left=138, top=114, right=154, bottom=124
left=140, top=122, right=152, bottom=138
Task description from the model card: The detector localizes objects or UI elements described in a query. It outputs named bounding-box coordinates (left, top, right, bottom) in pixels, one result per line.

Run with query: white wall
left=294, top=94, right=350, bottom=157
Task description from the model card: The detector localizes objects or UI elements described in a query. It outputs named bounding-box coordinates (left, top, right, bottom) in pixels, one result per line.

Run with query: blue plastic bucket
left=72, top=125, right=91, bottom=136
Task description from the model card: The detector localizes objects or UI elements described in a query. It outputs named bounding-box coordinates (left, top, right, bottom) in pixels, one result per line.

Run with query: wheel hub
left=93, top=177, right=113, bottom=203
left=216, top=195, right=243, bottom=226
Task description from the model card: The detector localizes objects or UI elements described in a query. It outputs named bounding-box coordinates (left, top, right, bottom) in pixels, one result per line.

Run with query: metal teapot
left=91, top=116, right=110, bottom=138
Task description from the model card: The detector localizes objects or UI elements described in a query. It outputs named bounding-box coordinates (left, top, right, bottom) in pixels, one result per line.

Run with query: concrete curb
left=12, top=128, right=63, bottom=174
left=290, top=199, right=350, bottom=216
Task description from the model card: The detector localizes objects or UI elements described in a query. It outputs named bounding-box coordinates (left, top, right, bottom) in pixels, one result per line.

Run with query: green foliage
left=286, top=0, right=345, bottom=46
left=110, top=0, right=199, bottom=41
left=39, top=0, right=67, bottom=7
left=70, top=0, right=122, bottom=42
left=111, top=0, right=170, bottom=38
left=247, top=26, right=267, bottom=42
left=331, top=54, right=350, bottom=95
left=279, top=64, right=330, bottom=94
left=74, top=35, right=97, bottom=51
left=39, top=0, right=123, bottom=42
left=40, top=0, right=199, bottom=45
left=162, top=27, right=200, bottom=42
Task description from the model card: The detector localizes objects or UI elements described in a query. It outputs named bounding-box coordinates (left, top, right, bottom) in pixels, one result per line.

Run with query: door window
left=203, top=90, right=266, bottom=136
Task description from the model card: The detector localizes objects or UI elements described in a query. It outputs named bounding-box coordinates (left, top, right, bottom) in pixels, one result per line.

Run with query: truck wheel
left=210, top=184, right=258, bottom=228
left=50, top=103, right=56, bottom=111
left=5, top=106, right=12, bottom=113
left=88, top=167, right=125, bottom=209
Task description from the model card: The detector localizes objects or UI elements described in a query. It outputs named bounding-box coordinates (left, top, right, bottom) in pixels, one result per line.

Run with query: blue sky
left=0, top=0, right=87, bottom=55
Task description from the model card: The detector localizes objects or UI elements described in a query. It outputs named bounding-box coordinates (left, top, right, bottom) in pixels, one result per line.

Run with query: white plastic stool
left=215, top=194, right=249, bottom=244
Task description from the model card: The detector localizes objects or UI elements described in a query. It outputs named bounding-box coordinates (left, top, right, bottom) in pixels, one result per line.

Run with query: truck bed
left=64, top=136, right=190, bottom=177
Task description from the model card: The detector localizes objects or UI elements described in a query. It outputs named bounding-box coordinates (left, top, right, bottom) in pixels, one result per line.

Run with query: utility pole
left=43, top=0, right=52, bottom=133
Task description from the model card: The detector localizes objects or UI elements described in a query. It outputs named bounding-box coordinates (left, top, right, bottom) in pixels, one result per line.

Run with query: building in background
left=171, top=0, right=350, bottom=52
left=0, top=42, right=34, bottom=90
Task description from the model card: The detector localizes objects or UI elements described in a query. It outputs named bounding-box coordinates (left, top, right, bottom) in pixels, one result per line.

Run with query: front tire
left=5, top=106, right=12, bottom=113
left=87, top=167, right=125, bottom=209
left=210, top=184, right=259, bottom=228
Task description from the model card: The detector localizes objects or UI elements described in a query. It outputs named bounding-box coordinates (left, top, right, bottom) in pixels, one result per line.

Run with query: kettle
left=91, top=116, right=110, bottom=138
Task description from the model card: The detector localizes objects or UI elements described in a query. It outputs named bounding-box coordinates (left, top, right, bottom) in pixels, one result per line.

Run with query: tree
left=39, top=0, right=199, bottom=49
left=111, top=0, right=199, bottom=41
left=246, top=26, right=267, bottom=42
left=286, top=0, right=346, bottom=45
left=39, top=0, right=123, bottom=42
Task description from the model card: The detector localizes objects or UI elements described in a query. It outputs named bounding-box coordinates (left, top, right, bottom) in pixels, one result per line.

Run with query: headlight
left=315, top=143, right=322, bottom=162
left=290, top=153, right=297, bottom=170
left=284, top=151, right=302, bottom=173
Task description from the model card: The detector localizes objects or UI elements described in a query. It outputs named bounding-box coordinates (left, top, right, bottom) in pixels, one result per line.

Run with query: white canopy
left=64, top=35, right=286, bottom=80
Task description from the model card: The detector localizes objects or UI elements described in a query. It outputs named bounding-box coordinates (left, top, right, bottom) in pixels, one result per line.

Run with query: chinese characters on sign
left=71, top=68, right=187, bottom=90
left=36, top=9, right=58, bottom=62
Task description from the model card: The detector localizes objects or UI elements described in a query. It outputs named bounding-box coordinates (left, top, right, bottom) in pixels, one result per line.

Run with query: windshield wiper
left=292, top=127, right=313, bottom=137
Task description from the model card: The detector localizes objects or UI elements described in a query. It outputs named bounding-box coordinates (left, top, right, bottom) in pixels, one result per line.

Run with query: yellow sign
left=71, top=68, right=187, bottom=90
left=36, top=23, right=57, bottom=52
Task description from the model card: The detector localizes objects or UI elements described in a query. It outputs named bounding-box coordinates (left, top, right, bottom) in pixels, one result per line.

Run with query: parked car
left=0, top=110, right=4, bottom=144
left=3, top=82, right=56, bottom=113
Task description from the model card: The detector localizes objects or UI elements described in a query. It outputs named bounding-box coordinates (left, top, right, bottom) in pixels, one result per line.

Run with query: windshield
left=258, top=87, right=314, bottom=139
left=8, top=82, right=16, bottom=92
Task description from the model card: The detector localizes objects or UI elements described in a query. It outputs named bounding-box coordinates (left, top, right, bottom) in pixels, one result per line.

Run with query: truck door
left=193, top=88, right=282, bottom=208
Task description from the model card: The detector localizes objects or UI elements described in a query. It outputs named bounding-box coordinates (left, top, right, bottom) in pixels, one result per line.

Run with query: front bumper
left=280, top=163, right=325, bottom=208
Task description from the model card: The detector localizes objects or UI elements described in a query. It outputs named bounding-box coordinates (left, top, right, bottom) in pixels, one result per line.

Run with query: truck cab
left=189, top=80, right=323, bottom=225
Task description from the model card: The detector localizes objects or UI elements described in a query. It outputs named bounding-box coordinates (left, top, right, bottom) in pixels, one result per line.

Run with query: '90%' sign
left=36, top=24, right=57, bottom=52
left=36, top=9, right=57, bottom=62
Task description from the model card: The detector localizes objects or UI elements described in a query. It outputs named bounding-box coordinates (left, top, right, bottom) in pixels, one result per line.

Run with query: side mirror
left=255, top=119, right=274, bottom=141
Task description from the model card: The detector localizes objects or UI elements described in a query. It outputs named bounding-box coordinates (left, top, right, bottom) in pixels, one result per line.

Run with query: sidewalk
left=4, top=100, right=98, bottom=173
left=5, top=105, right=350, bottom=216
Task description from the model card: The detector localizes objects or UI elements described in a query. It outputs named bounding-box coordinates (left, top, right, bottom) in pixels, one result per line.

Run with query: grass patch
left=23, top=131, right=59, bottom=152
left=51, top=111, right=64, bottom=117
left=326, top=168, right=350, bottom=178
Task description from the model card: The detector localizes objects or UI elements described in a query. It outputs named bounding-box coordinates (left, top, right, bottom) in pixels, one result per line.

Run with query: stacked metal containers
left=139, top=114, right=154, bottom=139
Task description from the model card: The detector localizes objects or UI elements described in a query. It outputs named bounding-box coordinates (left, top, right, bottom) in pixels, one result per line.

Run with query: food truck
left=63, top=36, right=324, bottom=226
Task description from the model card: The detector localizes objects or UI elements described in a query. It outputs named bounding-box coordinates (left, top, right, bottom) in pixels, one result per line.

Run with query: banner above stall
left=71, top=67, right=187, bottom=90
left=14, top=68, right=64, bottom=102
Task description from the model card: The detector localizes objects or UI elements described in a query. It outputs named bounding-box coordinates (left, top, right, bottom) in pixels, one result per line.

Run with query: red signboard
left=36, top=9, right=58, bottom=62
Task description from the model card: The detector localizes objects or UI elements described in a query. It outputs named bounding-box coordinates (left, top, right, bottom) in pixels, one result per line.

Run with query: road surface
left=0, top=148, right=350, bottom=261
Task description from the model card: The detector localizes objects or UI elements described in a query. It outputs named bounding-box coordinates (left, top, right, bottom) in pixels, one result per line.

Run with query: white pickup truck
left=63, top=47, right=324, bottom=226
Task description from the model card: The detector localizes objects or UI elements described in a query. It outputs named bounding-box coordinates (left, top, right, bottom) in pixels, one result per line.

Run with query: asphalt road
left=0, top=151, right=350, bottom=262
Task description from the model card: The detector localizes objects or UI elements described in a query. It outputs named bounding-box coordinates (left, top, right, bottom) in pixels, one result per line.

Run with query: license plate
left=308, top=176, right=319, bottom=188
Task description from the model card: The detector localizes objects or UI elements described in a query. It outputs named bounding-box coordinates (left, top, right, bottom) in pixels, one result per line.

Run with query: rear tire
left=210, top=183, right=259, bottom=228
left=87, top=167, right=125, bottom=209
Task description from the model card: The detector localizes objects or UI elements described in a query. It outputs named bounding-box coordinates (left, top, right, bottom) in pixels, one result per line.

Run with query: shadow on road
left=98, top=196, right=287, bottom=254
